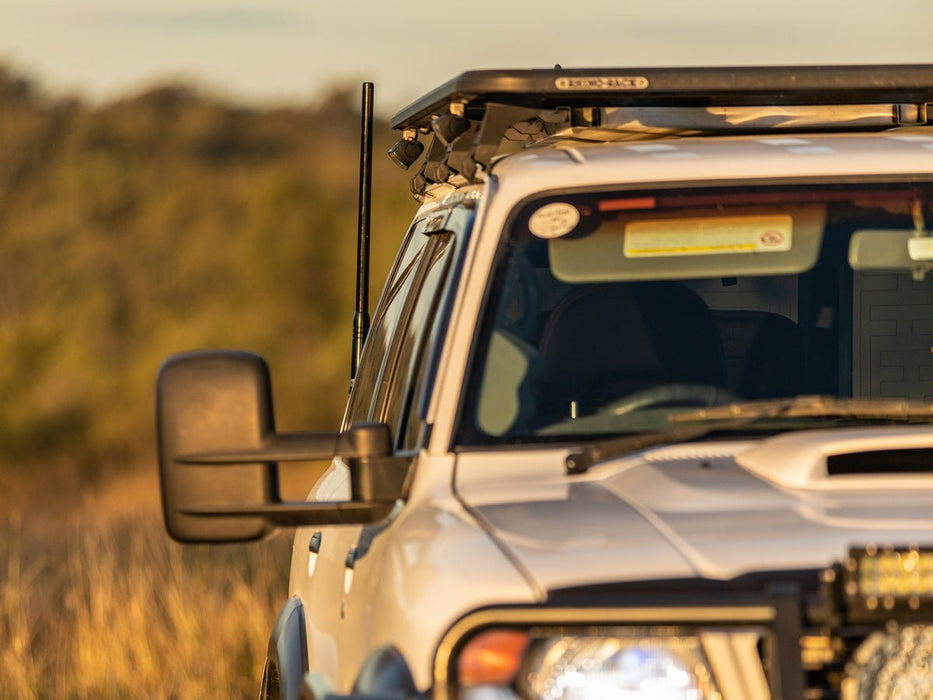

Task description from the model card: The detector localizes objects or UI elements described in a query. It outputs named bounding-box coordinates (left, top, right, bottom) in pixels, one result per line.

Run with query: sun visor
left=548, top=204, right=826, bottom=282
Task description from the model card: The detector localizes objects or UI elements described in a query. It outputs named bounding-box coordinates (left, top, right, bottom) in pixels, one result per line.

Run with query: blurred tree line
left=0, top=65, right=416, bottom=479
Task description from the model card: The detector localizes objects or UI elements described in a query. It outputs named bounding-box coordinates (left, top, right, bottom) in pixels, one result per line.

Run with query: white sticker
left=624, top=215, right=793, bottom=258
left=529, top=203, right=580, bottom=239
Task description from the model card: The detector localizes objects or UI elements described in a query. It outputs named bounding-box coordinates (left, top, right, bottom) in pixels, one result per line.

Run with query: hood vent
left=828, top=448, right=933, bottom=476
left=736, top=427, right=933, bottom=491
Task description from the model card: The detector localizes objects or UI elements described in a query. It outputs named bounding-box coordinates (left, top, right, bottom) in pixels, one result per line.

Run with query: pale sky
left=1, top=0, right=931, bottom=116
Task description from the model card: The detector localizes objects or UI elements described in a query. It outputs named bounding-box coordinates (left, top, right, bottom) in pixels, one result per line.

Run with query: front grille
left=799, top=626, right=869, bottom=699
left=797, top=623, right=933, bottom=699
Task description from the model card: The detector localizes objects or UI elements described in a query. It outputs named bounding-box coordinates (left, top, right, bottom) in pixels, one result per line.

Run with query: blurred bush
left=0, top=66, right=415, bottom=478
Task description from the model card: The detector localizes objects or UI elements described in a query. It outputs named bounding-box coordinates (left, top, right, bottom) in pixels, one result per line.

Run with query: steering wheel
left=606, top=384, right=741, bottom=417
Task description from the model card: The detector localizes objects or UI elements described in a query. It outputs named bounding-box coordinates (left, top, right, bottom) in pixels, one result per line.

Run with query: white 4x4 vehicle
left=159, top=66, right=933, bottom=699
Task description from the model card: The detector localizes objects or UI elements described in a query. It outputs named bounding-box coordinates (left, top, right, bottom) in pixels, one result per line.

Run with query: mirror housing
left=156, top=350, right=408, bottom=544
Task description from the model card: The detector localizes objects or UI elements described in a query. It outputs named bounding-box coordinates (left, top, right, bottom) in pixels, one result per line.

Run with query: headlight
left=458, top=628, right=720, bottom=700
left=525, top=633, right=716, bottom=699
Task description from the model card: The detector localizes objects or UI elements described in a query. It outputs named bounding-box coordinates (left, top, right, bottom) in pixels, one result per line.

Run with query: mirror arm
left=167, top=419, right=404, bottom=532
left=176, top=431, right=340, bottom=465
left=176, top=423, right=394, bottom=465
left=180, top=500, right=396, bottom=527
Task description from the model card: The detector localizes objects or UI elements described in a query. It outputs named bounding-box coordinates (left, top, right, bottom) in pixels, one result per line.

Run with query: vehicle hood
left=454, top=427, right=933, bottom=593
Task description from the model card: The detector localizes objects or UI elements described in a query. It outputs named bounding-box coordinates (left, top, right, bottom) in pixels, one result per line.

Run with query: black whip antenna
left=351, top=82, right=374, bottom=381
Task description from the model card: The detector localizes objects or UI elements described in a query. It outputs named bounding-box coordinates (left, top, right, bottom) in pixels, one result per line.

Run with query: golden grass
left=0, top=468, right=292, bottom=699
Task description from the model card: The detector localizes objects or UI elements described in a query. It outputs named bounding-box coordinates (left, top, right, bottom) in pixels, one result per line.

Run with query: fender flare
left=261, top=596, right=309, bottom=700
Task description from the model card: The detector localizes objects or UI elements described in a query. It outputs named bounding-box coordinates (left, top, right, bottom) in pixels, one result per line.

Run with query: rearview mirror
left=850, top=230, right=933, bottom=272
left=156, top=350, right=408, bottom=543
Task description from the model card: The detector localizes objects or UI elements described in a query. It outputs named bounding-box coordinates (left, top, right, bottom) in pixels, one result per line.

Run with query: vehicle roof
left=489, top=127, right=933, bottom=191
left=413, top=127, right=933, bottom=218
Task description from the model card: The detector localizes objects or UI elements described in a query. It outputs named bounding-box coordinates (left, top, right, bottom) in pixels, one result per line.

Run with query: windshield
left=458, top=181, right=933, bottom=445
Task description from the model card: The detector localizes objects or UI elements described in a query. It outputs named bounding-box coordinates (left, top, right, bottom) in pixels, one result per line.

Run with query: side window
left=382, top=233, right=455, bottom=448
left=345, top=206, right=472, bottom=445
left=344, top=226, right=429, bottom=427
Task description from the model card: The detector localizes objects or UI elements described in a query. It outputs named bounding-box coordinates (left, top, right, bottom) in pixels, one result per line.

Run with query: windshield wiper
left=668, top=395, right=933, bottom=424
left=565, top=425, right=724, bottom=474
left=564, top=395, right=933, bottom=475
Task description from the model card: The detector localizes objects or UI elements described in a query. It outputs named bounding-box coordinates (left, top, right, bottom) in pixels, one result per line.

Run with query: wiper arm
left=565, top=425, right=718, bottom=474
left=565, top=395, right=933, bottom=475
left=564, top=397, right=797, bottom=475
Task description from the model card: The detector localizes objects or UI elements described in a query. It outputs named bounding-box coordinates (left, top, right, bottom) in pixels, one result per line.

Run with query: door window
left=344, top=207, right=471, bottom=446
left=344, top=225, right=429, bottom=427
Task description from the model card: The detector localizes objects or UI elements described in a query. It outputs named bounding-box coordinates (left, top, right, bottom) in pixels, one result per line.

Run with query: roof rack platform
left=389, top=65, right=933, bottom=198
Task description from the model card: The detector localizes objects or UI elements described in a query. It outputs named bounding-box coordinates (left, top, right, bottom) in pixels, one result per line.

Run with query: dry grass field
left=0, top=68, right=413, bottom=699
left=0, top=467, right=292, bottom=699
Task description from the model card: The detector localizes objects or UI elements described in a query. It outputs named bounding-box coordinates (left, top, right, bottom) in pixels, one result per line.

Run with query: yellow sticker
left=624, top=214, right=793, bottom=258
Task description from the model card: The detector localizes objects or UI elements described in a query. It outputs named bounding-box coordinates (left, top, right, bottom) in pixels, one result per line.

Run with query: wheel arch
left=261, top=596, right=309, bottom=700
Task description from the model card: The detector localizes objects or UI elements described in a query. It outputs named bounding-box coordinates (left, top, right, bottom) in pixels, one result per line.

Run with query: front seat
left=537, top=282, right=727, bottom=422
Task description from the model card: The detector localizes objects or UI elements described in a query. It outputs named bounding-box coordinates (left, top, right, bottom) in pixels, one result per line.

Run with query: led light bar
left=843, top=545, right=933, bottom=619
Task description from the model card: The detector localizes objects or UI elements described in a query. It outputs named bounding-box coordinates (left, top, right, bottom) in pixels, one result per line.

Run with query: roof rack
left=389, top=65, right=933, bottom=198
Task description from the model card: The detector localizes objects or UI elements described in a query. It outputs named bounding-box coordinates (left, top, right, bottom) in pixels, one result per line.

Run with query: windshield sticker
left=529, top=203, right=581, bottom=239
left=623, top=215, right=793, bottom=257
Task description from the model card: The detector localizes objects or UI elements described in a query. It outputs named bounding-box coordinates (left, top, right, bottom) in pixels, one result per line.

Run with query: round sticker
left=528, top=203, right=580, bottom=239
left=760, top=230, right=785, bottom=247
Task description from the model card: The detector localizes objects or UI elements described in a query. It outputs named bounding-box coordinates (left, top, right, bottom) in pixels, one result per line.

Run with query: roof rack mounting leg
left=895, top=103, right=932, bottom=125
left=422, top=136, right=454, bottom=184
left=461, top=104, right=542, bottom=180
left=409, top=162, right=428, bottom=200
left=431, top=112, right=471, bottom=145
left=571, top=106, right=601, bottom=127
left=442, top=123, right=480, bottom=177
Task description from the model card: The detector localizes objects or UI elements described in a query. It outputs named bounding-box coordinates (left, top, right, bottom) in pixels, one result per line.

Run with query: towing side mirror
left=156, top=350, right=408, bottom=544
